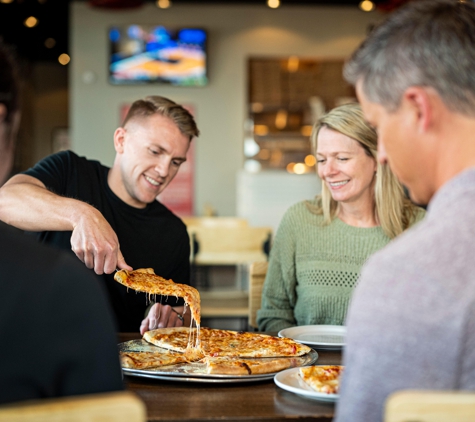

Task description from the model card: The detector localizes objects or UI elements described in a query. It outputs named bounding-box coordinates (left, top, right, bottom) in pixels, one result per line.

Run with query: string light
left=44, top=38, right=56, bottom=48
left=156, top=0, right=171, bottom=8
left=359, top=0, right=375, bottom=12
left=58, top=53, right=70, bottom=65
left=24, top=16, right=39, bottom=28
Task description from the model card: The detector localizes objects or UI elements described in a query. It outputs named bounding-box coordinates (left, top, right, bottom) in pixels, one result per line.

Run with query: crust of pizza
left=120, top=351, right=188, bottom=370
left=143, top=327, right=312, bottom=358
left=204, top=356, right=293, bottom=375
left=114, top=268, right=201, bottom=325
left=298, top=365, right=344, bottom=394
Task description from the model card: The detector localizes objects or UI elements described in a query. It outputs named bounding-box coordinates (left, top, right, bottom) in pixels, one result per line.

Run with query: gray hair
left=344, top=0, right=475, bottom=115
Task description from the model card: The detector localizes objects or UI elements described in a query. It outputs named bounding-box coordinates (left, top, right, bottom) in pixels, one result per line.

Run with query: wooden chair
left=248, top=261, right=268, bottom=331
left=182, top=216, right=249, bottom=229
left=183, top=217, right=250, bottom=263
left=385, top=390, right=475, bottom=422
left=0, top=391, right=146, bottom=422
left=190, top=226, right=272, bottom=266
left=189, top=225, right=271, bottom=291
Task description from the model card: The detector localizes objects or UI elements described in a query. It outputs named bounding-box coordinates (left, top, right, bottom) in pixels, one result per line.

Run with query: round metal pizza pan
left=118, top=340, right=319, bottom=381
left=122, top=369, right=275, bottom=383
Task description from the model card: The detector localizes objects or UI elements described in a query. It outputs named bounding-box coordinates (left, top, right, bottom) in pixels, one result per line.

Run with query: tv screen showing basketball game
left=109, top=25, right=208, bottom=86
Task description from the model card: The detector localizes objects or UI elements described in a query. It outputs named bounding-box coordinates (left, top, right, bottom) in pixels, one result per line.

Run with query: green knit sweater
left=257, top=199, right=425, bottom=332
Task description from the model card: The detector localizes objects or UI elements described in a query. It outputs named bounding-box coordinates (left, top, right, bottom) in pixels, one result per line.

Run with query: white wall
left=70, top=2, right=381, bottom=216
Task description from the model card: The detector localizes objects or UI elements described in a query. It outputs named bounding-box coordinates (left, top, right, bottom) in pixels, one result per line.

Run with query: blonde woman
left=257, top=103, right=424, bottom=332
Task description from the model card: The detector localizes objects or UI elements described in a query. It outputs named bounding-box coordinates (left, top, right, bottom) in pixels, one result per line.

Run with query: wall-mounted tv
left=109, top=25, right=208, bottom=86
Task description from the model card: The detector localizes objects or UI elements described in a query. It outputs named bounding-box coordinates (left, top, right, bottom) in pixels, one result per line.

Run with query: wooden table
left=119, top=333, right=341, bottom=422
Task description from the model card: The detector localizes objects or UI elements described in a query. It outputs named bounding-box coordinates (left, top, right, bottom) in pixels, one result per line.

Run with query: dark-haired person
left=335, top=1, right=475, bottom=421
left=0, top=95, right=200, bottom=333
left=0, top=41, right=123, bottom=404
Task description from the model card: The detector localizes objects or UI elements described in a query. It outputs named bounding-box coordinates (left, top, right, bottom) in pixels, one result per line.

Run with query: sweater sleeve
left=257, top=206, right=298, bottom=332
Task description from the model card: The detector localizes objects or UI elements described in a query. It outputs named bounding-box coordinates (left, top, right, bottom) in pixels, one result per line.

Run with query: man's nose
left=377, top=140, right=388, bottom=165
left=154, top=157, right=169, bottom=178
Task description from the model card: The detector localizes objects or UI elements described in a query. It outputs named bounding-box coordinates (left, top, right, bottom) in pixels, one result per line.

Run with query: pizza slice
left=204, top=356, right=294, bottom=375
left=114, top=268, right=201, bottom=325
left=120, top=350, right=188, bottom=370
left=298, top=365, right=344, bottom=394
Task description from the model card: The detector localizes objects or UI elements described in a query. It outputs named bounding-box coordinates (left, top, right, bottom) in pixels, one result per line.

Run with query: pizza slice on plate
left=298, top=365, right=344, bottom=394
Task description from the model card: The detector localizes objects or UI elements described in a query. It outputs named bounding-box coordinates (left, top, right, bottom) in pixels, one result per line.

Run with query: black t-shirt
left=0, top=222, right=124, bottom=404
left=22, top=150, right=191, bottom=332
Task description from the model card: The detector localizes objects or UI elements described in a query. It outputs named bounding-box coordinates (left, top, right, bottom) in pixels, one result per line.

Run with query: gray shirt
left=335, top=167, right=475, bottom=422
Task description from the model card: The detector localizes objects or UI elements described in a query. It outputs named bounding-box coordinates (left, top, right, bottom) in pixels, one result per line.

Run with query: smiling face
left=110, top=113, right=190, bottom=208
left=316, top=126, right=377, bottom=208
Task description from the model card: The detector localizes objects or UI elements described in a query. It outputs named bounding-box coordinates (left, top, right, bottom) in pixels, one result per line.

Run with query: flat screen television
left=109, top=25, right=208, bottom=86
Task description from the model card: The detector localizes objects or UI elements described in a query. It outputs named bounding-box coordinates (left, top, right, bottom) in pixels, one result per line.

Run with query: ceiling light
left=58, top=54, right=70, bottom=65
left=359, top=0, right=375, bottom=12
left=24, top=16, right=39, bottom=28
left=156, top=0, right=171, bottom=8
left=44, top=38, right=56, bottom=49
left=267, top=0, right=280, bottom=9
left=0, top=0, right=14, bottom=4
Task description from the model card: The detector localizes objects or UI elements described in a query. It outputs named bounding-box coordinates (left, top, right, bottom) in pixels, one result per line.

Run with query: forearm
left=0, top=175, right=95, bottom=231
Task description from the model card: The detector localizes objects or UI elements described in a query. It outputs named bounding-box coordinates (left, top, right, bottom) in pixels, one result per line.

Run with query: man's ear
left=113, top=127, right=126, bottom=153
left=402, top=86, right=436, bottom=133
left=0, top=104, right=7, bottom=124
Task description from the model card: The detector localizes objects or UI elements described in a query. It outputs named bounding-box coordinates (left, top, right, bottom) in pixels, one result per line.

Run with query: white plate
left=278, top=325, right=346, bottom=349
left=274, top=367, right=338, bottom=403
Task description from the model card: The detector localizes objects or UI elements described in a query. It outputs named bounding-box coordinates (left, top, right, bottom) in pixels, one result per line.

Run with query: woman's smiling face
left=316, top=126, right=377, bottom=206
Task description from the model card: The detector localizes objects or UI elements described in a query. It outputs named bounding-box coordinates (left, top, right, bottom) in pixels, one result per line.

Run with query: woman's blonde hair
left=309, top=102, right=417, bottom=239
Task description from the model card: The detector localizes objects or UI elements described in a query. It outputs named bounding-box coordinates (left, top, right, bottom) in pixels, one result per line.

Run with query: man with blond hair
left=0, top=95, right=199, bottom=332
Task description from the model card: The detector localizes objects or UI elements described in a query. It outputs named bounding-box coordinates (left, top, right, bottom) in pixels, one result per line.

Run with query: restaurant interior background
left=1, top=0, right=395, bottom=327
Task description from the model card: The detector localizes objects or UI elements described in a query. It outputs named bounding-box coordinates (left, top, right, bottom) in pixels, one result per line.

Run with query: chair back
left=182, top=216, right=249, bottom=228
left=0, top=391, right=146, bottom=422
left=190, top=226, right=272, bottom=265
left=248, top=261, right=268, bottom=330
left=385, top=390, right=475, bottom=422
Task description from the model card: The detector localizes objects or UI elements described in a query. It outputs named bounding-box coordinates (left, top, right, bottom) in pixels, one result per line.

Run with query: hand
left=70, top=207, right=132, bottom=275
left=140, top=303, right=184, bottom=335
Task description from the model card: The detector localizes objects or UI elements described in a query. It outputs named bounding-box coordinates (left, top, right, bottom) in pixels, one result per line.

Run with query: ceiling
left=0, top=0, right=393, bottom=63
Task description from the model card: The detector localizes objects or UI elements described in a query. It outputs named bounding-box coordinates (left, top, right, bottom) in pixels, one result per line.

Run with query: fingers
left=70, top=210, right=126, bottom=275
left=140, top=317, right=150, bottom=335
left=145, top=304, right=183, bottom=331
left=115, top=249, right=133, bottom=272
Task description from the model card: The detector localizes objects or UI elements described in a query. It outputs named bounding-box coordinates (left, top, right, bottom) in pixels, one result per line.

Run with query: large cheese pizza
left=115, top=268, right=314, bottom=376
left=120, top=327, right=314, bottom=376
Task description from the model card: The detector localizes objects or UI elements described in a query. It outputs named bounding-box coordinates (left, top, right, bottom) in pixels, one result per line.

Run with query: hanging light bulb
left=24, top=16, right=39, bottom=28
left=58, top=54, right=70, bottom=65
left=267, top=0, right=280, bottom=9
left=156, top=0, right=171, bottom=8
left=359, top=0, right=375, bottom=12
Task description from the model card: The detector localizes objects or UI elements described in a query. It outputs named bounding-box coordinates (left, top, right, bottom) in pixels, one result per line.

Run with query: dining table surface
left=118, top=332, right=342, bottom=422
